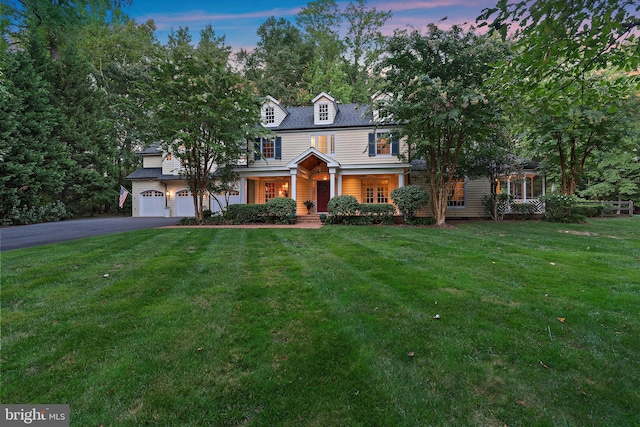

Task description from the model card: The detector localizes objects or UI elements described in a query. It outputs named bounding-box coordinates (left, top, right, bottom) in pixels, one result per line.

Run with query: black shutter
left=391, top=137, right=399, bottom=156
left=254, top=138, right=261, bottom=161
left=275, top=137, right=282, bottom=160
left=368, top=133, right=376, bottom=156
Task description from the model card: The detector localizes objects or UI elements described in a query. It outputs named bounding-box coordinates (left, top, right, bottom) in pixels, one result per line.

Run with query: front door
left=316, top=181, right=330, bottom=212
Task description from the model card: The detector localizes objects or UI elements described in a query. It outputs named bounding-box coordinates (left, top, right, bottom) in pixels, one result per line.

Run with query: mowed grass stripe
left=1, top=218, right=639, bottom=426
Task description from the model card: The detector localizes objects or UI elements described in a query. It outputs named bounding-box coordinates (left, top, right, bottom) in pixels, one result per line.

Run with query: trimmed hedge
left=227, top=198, right=296, bottom=224
left=359, top=203, right=395, bottom=224
left=227, top=204, right=268, bottom=224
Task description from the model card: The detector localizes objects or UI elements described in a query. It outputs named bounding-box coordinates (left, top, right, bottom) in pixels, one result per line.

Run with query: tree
left=376, top=25, right=508, bottom=225
left=0, top=36, right=68, bottom=218
left=81, top=14, right=160, bottom=189
left=295, top=0, right=350, bottom=101
left=342, top=0, right=391, bottom=104
left=50, top=41, right=118, bottom=214
left=150, top=26, right=262, bottom=221
left=236, top=17, right=311, bottom=105
left=517, top=71, right=637, bottom=195
left=478, top=0, right=640, bottom=87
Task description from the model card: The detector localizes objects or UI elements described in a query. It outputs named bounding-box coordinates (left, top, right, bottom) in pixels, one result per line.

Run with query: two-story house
left=126, top=92, right=410, bottom=217
left=240, top=92, right=409, bottom=215
left=126, top=92, right=544, bottom=218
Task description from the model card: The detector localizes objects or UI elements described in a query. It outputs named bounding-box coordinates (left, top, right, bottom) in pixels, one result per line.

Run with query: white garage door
left=139, top=190, right=165, bottom=217
left=175, top=190, right=195, bottom=217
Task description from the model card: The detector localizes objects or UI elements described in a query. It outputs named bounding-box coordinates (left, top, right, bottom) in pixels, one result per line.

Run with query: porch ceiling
left=299, top=154, right=325, bottom=171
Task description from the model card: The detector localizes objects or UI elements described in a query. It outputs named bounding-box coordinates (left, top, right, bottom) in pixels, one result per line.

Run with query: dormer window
left=264, top=106, right=275, bottom=124
left=318, top=103, right=329, bottom=122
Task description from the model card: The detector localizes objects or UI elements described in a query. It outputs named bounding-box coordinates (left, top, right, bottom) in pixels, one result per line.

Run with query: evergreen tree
left=0, top=38, right=68, bottom=217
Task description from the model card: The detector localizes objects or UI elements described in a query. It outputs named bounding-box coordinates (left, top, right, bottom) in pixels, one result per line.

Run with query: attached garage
left=175, top=190, right=196, bottom=217
left=139, top=190, right=165, bottom=217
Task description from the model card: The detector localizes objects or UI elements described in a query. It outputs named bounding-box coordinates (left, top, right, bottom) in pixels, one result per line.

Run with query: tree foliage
left=377, top=26, right=509, bottom=225
left=150, top=26, right=262, bottom=221
left=478, top=0, right=640, bottom=87
left=238, top=0, right=391, bottom=105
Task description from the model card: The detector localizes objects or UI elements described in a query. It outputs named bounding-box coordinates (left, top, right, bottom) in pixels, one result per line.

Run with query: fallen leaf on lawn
left=103, top=273, right=109, bottom=278
left=518, top=400, right=526, bottom=406
left=557, top=317, right=565, bottom=323
left=433, top=314, right=440, bottom=319
left=197, top=347, right=203, bottom=351
left=408, top=352, right=415, bottom=357
left=550, top=262, right=556, bottom=266
left=540, top=361, right=549, bottom=369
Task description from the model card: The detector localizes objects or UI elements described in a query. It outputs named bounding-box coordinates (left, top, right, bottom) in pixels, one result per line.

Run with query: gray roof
left=126, top=168, right=185, bottom=181
left=275, top=103, right=373, bottom=131
left=140, top=142, right=162, bottom=155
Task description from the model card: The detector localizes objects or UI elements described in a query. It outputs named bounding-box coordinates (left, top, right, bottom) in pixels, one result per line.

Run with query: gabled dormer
left=261, top=95, right=289, bottom=127
left=371, top=92, right=391, bottom=123
left=312, top=92, right=338, bottom=125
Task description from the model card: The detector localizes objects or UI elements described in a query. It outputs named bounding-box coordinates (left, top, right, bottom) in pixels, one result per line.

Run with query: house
left=126, top=92, right=544, bottom=218
left=126, top=92, right=409, bottom=217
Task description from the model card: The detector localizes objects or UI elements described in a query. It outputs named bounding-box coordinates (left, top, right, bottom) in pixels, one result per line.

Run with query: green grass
left=2, top=218, right=639, bottom=426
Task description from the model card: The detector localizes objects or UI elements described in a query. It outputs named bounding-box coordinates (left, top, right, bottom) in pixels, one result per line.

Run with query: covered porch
left=238, top=148, right=407, bottom=215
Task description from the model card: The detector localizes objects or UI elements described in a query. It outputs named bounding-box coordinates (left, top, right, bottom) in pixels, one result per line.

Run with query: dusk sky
left=123, top=0, right=498, bottom=50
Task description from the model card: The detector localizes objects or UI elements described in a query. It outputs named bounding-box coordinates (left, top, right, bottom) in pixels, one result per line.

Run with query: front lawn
left=2, top=218, right=639, bottom=426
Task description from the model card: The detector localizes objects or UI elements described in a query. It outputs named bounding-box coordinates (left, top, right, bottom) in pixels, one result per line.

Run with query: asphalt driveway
left=0, top=217, right=182, bottom=252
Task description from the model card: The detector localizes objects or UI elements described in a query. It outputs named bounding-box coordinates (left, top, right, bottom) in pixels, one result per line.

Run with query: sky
left=123, top=0, right=498, bottom=50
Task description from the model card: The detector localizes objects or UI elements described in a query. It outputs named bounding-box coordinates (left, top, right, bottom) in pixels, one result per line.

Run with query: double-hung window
left=318, top=103, right=329, bottom=122
left=368, top=132, right=399, bottom=156
left=261, top=139, right=275, bottom=159
left=376, top=132, right=391, bottom=155
left=448, top=179, right=465, bottom=207
left=255, top=137, right=282, bottom=160
left=310, top=134, right=335, bottom=155
left=264, top=106, right=275, bottom=125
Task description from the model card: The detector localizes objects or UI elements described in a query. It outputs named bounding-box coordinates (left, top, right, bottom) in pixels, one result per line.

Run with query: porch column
left=240, top=176, right=246, bottom=204
left=523, top=176, right=528, bottom=202
left=398, top=172, right=405, bottom=188
left=290, top=169, right=297, bottom=201
left=337, top=173, right=343, bottom=196
left=329, top=168, right=336, bottom=199
left=542, top=175, right=546, bottom=196
left=506, top=177, right=511, bottom=197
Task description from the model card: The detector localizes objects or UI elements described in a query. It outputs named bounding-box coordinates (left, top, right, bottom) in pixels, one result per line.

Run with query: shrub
left=540, top=194, right=585, bottom=223
left=510, top=202, right=538, bottom=220
left=327, top=195, right=360, bottom=224
left=391, top=185, right=429, bottom=220
left=482, top=193, right=512, bottom=220
left=266, top=197, right=297, bottom=223
left=574, top=203, right=605, bottom=218
left=359, top=203, right=395, bottom=225
left=227, top=204, right=267, bottom=224
left=6, top=201, right=72, bottom=225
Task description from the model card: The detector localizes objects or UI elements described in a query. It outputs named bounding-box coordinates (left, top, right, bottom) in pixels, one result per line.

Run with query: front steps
left=296, top=214, right=322, bottom=226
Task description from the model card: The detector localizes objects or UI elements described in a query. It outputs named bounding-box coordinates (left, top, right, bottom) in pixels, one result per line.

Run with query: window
left=311, top=134, right=335, bottom=155
left=362, top=179, right=389, bottom=204
left=261, top=139, right=275, bottom=159
left=264, top=106, right=275, bottom=124
left=376, top=132, right=391, bottom=155
left=255, top=137, right=281, bottom=160
left=318, top=103, right=329, bottom=121
left=368, top=133, right=399, bottom=156
left=264, top=182, right=276, bottom=201
left=448, top=179, right=465, bottom=207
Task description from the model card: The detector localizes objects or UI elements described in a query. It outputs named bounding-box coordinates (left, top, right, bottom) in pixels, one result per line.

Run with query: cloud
left=137, top=6, right=303, bottom=31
